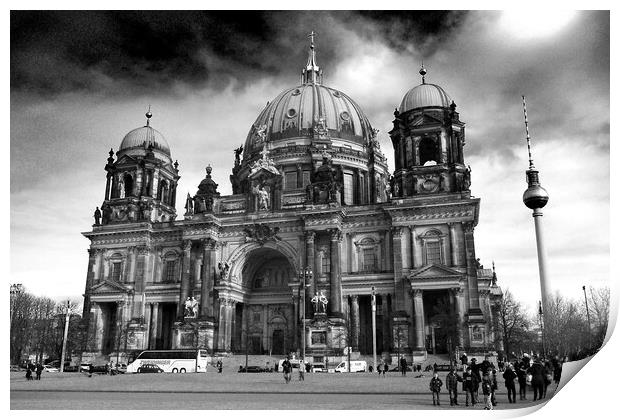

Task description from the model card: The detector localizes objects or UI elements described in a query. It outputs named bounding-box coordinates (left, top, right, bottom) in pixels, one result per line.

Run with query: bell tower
left=99, top=110, right=180, bottom=225
left=389, top=66, right=470, bottom=198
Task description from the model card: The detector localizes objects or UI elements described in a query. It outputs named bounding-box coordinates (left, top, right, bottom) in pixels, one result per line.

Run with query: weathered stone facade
left=81, top=43, right=502, bottom=364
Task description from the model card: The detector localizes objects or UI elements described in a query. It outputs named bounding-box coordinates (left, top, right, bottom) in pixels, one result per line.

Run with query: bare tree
left=491, top=289, right=530, bottom=359
left=588, top=286, right=610, bottom=347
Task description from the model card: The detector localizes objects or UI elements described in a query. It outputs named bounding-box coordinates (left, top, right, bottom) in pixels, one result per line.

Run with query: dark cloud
left=10, top=10, right=466, bottom=97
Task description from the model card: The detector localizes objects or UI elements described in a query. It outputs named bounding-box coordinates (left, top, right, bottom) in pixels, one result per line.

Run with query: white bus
left=126, top=349, right=210, bottom=373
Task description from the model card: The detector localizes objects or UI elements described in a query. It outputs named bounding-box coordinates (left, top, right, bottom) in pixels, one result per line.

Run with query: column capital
left=87, top=248, right=97, bottom=257
left=391, top=226, right=403, bottom=237
left=201, top=238, right=217, bottom=250
left=329, top=228, right=342, bottom=242
left=182, top=240, right=193, bottom=252
left=304, top=230, right=316, bottom=242
left=127, top=246, right=137, bottom=254
left=462, top=221, right=475, bottom=234
left=450, top=286, right=464, bottom=297
left=412, top=288, right=423, bottom=298
left=350, top=294, right=359, bottom=302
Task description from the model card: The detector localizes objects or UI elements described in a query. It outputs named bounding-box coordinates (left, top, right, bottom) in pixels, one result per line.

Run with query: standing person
left=527, top=358, right=545, bottom=401
left=503, top=363, right=518, bottom=404
left=516, top=359, right=528, bottom=400
left=463, top=366, right=477, bottom=407
left=217, top=359, right=223, bottom=373
left=298, top=359, right=305, bottom=381
left=35, top=363, right=43, bottom=380
left=481, top=370, right=494, bottom=410
left=543, top=361, right=552, bottom=398
left=552, top=357, right=562, bottom=386
left=460, top=352, right=468, bottom=368
left=469, top=359, right=481, bottom=404
left=377, top=360, right=383, bottom=377
left=429, top=372, right=443, bottom=406
left=25, top=365, right=33, bottom=381
left=446, top=367, right=462, bottom=406
left=88, top=364, right=94, bottom=378
left=282, top=356, right=292, bottom=384
left=400, top=357, right=407, bottom=376
left=491, top=368, right=498, bottom=406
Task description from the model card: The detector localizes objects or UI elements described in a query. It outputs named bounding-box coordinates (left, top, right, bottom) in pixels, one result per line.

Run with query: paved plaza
left=10, top=370, right=555, bottom=410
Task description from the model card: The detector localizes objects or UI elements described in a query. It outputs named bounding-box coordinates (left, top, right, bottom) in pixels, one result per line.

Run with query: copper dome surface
left=244, top=83, right=374, bottom=153
left=119, top=125, right=170, bottom=155
left=399, top=83, right=453, bottom=113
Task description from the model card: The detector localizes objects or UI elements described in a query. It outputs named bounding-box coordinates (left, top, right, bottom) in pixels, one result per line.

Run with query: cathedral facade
left=81, top=38, right=502, bottom=364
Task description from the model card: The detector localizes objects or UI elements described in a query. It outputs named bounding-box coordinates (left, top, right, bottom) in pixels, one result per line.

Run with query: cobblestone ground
left=10, top=370, right=555, bottom=410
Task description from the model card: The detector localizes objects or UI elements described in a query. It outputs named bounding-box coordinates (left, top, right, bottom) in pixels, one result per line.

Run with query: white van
left=335, top=360, right=367, bottom=373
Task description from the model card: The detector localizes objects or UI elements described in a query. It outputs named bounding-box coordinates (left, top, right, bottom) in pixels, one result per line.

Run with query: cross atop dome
left=301, top=31, right=323, bottom=85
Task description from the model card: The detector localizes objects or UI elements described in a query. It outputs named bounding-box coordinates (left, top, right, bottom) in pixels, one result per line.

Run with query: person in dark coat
left=516, top=359, right=528, bottom=400
left=490, top=368, right=498, bottom=406
left=543, top=361, right=553, bottom=398
left=400, top=357, right=407, bottom=376
left=503, top=363, right=518, bottom=403
left=552, top=357, right=562, bottom=385
left=429, top=372, right=443, bottom=406
left=35, top=363, right=43, bottom=380
left=25, top=365, right=33, bottom=381
left=282, top=357, right=292, bottom=384
left=527, top=358, right=546, bottom=401
left=469, top=359, right=481, bottom=403
left=445, top=367, right=462, bottom=406
left=481, top=371, right=494, bottom=410
left=462, top=366, right=478, bottom=407
left=480, top=356, right=493, bottom=375
left=460, top=352, right=468, bottom=367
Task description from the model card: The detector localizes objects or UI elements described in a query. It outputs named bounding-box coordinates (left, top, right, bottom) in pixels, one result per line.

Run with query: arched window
left=419, top=137, right=438, bottom=166
left=123, top=173, right=134, bottom=197
left=109, top=253, right=124, bottom=282
left=161, top=251, right=179, bottom=283
left=420, top=229, right=444, bottom=265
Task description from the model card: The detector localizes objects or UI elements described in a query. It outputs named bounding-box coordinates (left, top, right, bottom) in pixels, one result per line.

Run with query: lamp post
left=538, top=301, right=546, bottom=358
left=521, top=96, right=551, bottom=321
left=60, top=300, right=71, bottom=373
left=582, top=285, right=592, bottom=350
left=371, top=286, right=377, bottom=373
left=299, top=266, right=313, bottom=363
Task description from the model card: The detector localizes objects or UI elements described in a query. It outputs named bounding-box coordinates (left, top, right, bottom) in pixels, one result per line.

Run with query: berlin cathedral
left=81, top=36, right=503, bottom=365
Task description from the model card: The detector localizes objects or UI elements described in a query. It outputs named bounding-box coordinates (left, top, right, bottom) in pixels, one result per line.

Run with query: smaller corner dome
left=119, top=125, right=170, bottom=155
left=399, top=83, right=453, bottom=113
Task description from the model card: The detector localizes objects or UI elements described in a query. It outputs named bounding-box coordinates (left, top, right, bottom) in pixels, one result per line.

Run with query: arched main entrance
left=225, top=245, right=298, bottom=355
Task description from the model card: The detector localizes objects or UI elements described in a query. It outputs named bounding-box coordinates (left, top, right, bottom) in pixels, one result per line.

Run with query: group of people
left=428, top=353, right=563, bottom=409
left=25, top=362, right=43, bottom=381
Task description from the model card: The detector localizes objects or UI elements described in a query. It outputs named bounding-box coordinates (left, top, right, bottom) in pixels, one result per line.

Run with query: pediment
left=411, top=114, right=443, bottom=127
left=409, top=264, right=463, bottom=279
left=90, top=280, right=129, bottom=294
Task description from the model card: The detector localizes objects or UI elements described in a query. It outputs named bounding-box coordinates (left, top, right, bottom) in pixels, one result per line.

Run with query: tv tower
left=521, top=96, right=551, bottom=318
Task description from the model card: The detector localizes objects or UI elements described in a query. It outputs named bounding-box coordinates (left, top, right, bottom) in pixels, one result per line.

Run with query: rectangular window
left=362, top=248, right=377, bottom=272
left=164, top=261, right=177, bottom=283
left=111, top=262, right=122, bottom=282
left=426, top=241, right=442, bottom=265
left=302, top=171, right=311, bottom=188
left=285, top=172, right=297, bottom=190
left=321, top=255, right=330, bottom=275
left=343, top=173, right=354, bottom=205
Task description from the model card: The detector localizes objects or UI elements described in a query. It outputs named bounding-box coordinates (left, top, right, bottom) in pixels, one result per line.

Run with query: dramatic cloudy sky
left=10, top=10, right=610, bottom=313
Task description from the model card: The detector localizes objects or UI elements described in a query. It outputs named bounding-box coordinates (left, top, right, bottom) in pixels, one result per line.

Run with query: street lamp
left=60, top=300, right=72, bottom=373
left=298, top=267, right=313, bottom=363
left=538, top=301, right=546, bottom=359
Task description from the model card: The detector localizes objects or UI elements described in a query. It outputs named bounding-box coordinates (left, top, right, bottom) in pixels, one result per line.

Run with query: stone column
left=178, top=240, right=192, bottom=318
left=329, top=229, right=343, bottom=316
left=413, top=289, right=425, bottom=350
left=200, top=239, right=216, bottom=319
left=304, top=231, right=316, bottom=317
left=127, top=247, right=137, bottom=285
left=463, top=222, right=482, bottom=314
left=217, top=299, right=227, bottom=350
left=262, top=305, right=269, bottom=352
left=453, top=287, right=465, bottom=347
left=410, top=226, right=418, bottom=269
left=292, top=295, right=299, bottom=350
left=241, top=304, right=248, bottom=352
left=193, top=256, right=202, bottom=294
left=351, top=295, right=360, bottom=351
left=391, top=227, right=405, bottom=312
left=82, top=249, right=97, bottom=319
left=105, top=174, right=112, bottom=200
left=382, top=294, right=391, bottom=351
left=149, top=302, right=160, bottom=350
left=449, top=223, right=458, bottom=266
left=225, top=300, right=234, bottom=352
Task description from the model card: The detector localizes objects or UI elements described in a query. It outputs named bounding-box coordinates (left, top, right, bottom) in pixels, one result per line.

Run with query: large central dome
left=244, top=84, right=374, bottom=153
left=243, top=35, right=374, bottom=156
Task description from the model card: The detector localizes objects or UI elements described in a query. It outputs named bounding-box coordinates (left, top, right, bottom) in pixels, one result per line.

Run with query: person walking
left=491, top=368, right=498, bottom=406
left=481, top=371, right=494, bottom=410
left=282, top=357, right=292, bottom=384
left=460, top=352, right=468, bottom=368
left=429, top=372, right=443, bottom=406
left=527, top=358, right=546, bottom=401
left=35, top=363, right=43, bottom=380
left=298, top=359, right=305, bottom=381
left=543, top=360, right=553, bottom=398
left=446, top=366, right=462, bottom=406
left=503, top=363, right=518, bottom=404
left=463, top=366, right=477, bottom=407
left=516, top=359, right=528, bottom=400
left=25, top=365, right=33, bottom=381
left=377, top=360, right=383, bottom=377
left=400, top=357, right=407, bottom=376
left=217, top=359, right=223, bottom=373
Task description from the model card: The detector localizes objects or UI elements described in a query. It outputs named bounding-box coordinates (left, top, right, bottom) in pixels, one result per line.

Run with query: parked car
left=43, top=364, right=59, bottom=372
left=238, top=365, right=265, bottom=373
left=79, top=364, right=109, bottom=374
left=63, top=365, right=79, bottom=372
left=113, top=363, right=127, bottom=374
left=136, top=363, right=164, bottom=373
left=312, top=363, right=326, bottom=373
